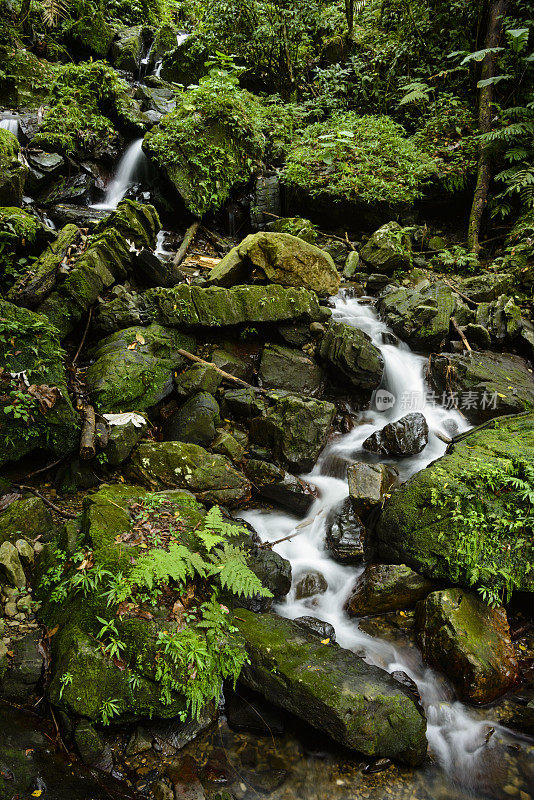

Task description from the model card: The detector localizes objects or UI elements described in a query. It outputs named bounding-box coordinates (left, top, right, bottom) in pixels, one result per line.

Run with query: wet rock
left=74, top=720, right=113, bottom=769
left=235, top=610, right=427, bottom=766
left=0, top=542, right=26, bottom=588
left=225, top=685, right=285, bottom=735
left=0, top=630, right=43, bottom=701
left=378, top=281, right=455, bottom=350
left=363, top=413, right=429, bottom=457
left=109, top=25, right=144, bottom=72
left=294, top=616, right=336, bottom=643
left=360, top=222, right=411, bottom=275
left=416, top=589, right=520, bottom=704
left=152, top=779, right=174, bottom=800
left=129, top=441, right=251, bottom=507
left=259, top=343, right=325, bottom=396
left=0, top=128, right=27, bottom=205
left=208, top=232, right=340, bottom=296
left=65, top=10, right=116, bottom=58
left=126, top=725, right=153, bottom=755
left=347, top=462, right=398, bottom=517
left=212, top=431, right=245, bottom=463
left=95, top=284, right=325, bottom=334
left=428, top=351, right=534, bottom=422
left=325, top=498, right=365, bottom=563
left=243, top=459, right=317, bottom=515
left=249, top=394, right=336, bottom=472
left=133, top=248, right=175, bottom=287
left=86, top=324, right=195, bottom=414
left=366, top=273, right=390, bottom=294
left=40, top=173, right=94, bottom=206
left=319, top=319, right=383, bottom=390
left=295, top=570, right=328, bottom=599
left=104, top=412, right=148, bottom=465
left=174, top=363, right=222, bottom=399
left=461, top=272, right=515, bottom=303
left=162, top=392, right=220, bottom=446
left=241, top=768, right=290, bottom=793
left=223, top=388, right=267, bottom=419
left=345, top=564, right=435, bottom=616
left=150, top=710, right=215, bottom=754
left=376, top=412, right=534, bottom=592
left=25, top=150, right=64, bottom=193
left=343, top=250, right=360, bottom=278
left=210, top=348, right=251, bottom=382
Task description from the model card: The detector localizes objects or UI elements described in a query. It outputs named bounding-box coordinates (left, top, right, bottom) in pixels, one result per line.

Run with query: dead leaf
left=47, top=625, right=59, bottom=638
left=320, top=638, right=330, bottom=645
left=27, top=384, right=61, bottom=414
left=127, top=342, right=137, bottom=350
left=135, top=332, right=145, bottom=345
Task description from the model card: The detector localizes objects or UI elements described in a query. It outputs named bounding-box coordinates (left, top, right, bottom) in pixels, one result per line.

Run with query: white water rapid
left=242, top=291, right=509, bottom=791
left=0, top=116, right=19, bottom=137
left=91, top=138, right=147, bottom=210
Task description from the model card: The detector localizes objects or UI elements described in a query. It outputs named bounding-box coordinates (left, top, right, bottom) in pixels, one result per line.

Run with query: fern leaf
left=209, top=544, right=273, bottom=599
left=41, top=0, right=69, bottom=27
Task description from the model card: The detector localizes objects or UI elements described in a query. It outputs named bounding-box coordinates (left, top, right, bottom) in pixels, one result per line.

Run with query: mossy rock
left=267, top=216, right=318, bottom=244
left=0, top=129, right=27, bottom=206
left=319, top=319, right=383, bottom=390
left=360, top=222, right=412, bottom=274
left=93, top=199, right=160, bottom=250
left=128, top=441, right=252, bottom=506
left=378, top=281, right=455, bottom=351
left=376, top=412, right=534, bottom=591
left=66, top=12, right=117, bottom=58
left=0, top=496, right=54, bottom=547
left=159, top=32, right=210, bottom=85
left=109, top=25, right=144, bottom=72
left=0, top=300, right=80, bottom=467
left=236, top=610, right=427, bottom=766
left=85, top=324, right=195, bottom=414
left=0, top=47, right=54, bottom=109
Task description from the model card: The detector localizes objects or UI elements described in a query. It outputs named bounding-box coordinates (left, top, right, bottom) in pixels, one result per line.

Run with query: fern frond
left=209, top=544, right=273, bottom=598
left=41, top=0, right=69, bottom=27
left=130, top=544, right=208, bottom=590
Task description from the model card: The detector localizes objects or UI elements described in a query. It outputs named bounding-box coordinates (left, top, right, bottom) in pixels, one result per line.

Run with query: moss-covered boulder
left=208, top=232, right=340, bottom=296
left=92, top=199, right=160, bottom=250
left=376, top=413, right=534, bottom=592
left=0, top=496, right=54, bottom=547
left=259, top=343, right=325, bottom=396
left=159, top=33, right=209, bottom=85
left=162, top=392, right=220, bottom=446
left=428, top=351, right=534, bottom=422
left=416, top=589, right=519, bottom=704
left=378, top=281, right=455, bottom=351
left=345, top=564, right=436, bottom=617
left=250, top=393, right=336, bottom=472
left=0, top=207, right=54, bottom=291
left=0, top=129, right=27, bottom=206
left=85, top=324, right=195, bottom=414
left=129, top=441, right=252, bottom=506
left=0, top=301, right=80, bottom=467
left=360, top=222, right=412, bottom=274
left=236, top=610, right=427, bottom=766
left=0, top=48, right=54, bottom=109
left=109, top=25, right=144, bottom=72
left=319, top=319, right=383, bottom=390
left=143, top=78, right=265, bottom=216
left=95, top=284, right=326, bottom=334
left=65, top=11, right=116, bottom=58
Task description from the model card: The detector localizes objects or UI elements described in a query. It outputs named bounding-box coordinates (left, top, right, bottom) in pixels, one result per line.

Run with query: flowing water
left=239, top=291, right=530, bottom=797
left=0, top=116, right=19, bottom=136
left=91, top=138, right=148, bottom=210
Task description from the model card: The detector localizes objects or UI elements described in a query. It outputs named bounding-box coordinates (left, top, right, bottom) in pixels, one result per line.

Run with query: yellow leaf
left=127, top=342, right=137, bottom=350
left=135, top=332, right=145, bottom=344
left=320, top=638, right=330, bottom=644
left=32, top=791, right=43, bottom=797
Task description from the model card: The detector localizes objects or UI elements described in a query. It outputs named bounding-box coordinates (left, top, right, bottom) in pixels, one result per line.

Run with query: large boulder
left=360, top=222, right=412, bottom=274
left=208, top=232, right=340, bottom=296
left=162, top=392, right=220, bottom=446
left=249, top=394, right=336, bottom=473
left=129, top=441, right=251, bottom=506
left=0, top=301, right=80, bottom=467
left=428, top=351, right=534, bottom=422
left=376, top=412, right=534, bottom=592
left=0, top=129, right=27, bottom=206
left=243, top=459, right=317, bottom=516
left=378, top=282, right=455, bottom=350
left=347, top=462, right=398, bottom=516
left=85, top=324, right=195, bottom=414
left=319, top=320, right=383, bottom=390
left=325, top=498, right=365, bottom=563
left=416, top=589, right=519, bottom=703
left=345, top=564, right=435, bottom=617
left=94, top=284, right=326, bottom=335
left=461, top=272, right=515, bottom=303
left=259, top=343, right=325, bottom=396
left=109, top=25, right=144, bottom=72
left=0, top=495, right=54, bottom=547
left=363, top=413, right=429, bottom=457
left=235, top=611, right=427, bottom=766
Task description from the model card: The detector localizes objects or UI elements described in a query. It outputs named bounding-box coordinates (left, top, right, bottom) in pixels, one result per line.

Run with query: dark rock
left=0, top=128, right=27, bottom=205
left=249, top=394, right=336, bottom=473
left=109, top=25, right=144, bottom=72
left=40, top=173, right=94, bottom=206
left=319, top=319, right=383, bottom=390
left=363, top=413, right=429, bottom=457
left=294, top=570, right=328, bottom=599
left=347, top=462, right=398, bottom=516
left=223, top=388, right=267, bottom=419
left=133, top=249, right=175, bottom=287
left=294, top=616, right=336, bottom=643
left=360, top=222, right=411, bottom=274
left=104, top=412, right=148, bottom=465
left=416, top=589, right=520, bottom=704
left=428, top=350, right=534, bottom=422
left=0, top=631, right=43, bottom=701
left=174, top=363, right=222, bottom=399
left=259, top=343, right=325, bottom=396
left=162, top=392, right=220, bottom=446
left=149, top=710, right=215, bottom=754
left=461, top=272, right=514, bottom=303
left=25, top=150, right=64, bottom=194
left=345, top=564, right=436, bottom=616
left=243, top=459, right=318, bottom=515
left=366, top=273, right=390, bottom=294
left=325, top=498, right=365, bottom=563
left=74, top=720, right=113, bottom=770
left=211, top=348, right=252, bottom=382
left=378, top=282, right=455, bottom=350
left=0, top=496, right=54, bottom=547
left=225, top=686, right=285, bottom=735
left=235, top=610, right=427, bottom=765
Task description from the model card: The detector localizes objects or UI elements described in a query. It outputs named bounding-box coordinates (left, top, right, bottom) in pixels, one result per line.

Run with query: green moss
left=0, top=129, right=27, bottom=206
left=0, top=47, right=54, bottom=109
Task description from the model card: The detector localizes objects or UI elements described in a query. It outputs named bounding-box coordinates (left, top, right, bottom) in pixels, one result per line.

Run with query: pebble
left=4, top=602, right=17, bottom=617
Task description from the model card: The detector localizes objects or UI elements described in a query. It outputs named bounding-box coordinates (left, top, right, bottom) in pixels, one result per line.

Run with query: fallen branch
left=12, top=484, right=77, bottom=519
left=72, top=307, right=93, bottom=365
left=200, top=225, right=227, bottom=255
left=80, top=405, right=96, bottom=460
left=173, top=220, right=201, bottom=268
left=442, top=277, right=480, bottom=308
left=177, top=349, right=268, bottom=395
left=435, top=431, right=452, bottom=445
left=25, top=457, right=66, bottom=479
left=259, top=513, right=322, bottom=548
left=451, top=317, right=472, bottom=351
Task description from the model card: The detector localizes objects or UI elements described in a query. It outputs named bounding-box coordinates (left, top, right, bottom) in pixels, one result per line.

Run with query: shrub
left=283, top=113, right=435, bottom=206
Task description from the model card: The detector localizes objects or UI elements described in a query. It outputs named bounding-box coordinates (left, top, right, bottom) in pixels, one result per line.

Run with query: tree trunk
left=467, top=0, right=509, bottom=253
left=345, top=0, right=354, bottom=36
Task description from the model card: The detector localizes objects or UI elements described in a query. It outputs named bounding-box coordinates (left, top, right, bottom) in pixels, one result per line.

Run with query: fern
left=130, top=544, right=208, bottom=590
left=208, top=543, right=273, bottom=599
left=41, top=0, right=69, bottom=27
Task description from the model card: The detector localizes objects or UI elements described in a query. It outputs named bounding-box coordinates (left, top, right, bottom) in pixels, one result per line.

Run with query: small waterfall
left=0, top=117, right=19, bottom=137
left=153, top=60, right=163, bottom=77
left=176, top=32, right=190, bottom=47
left=91, top=139, right=147, bottom=211
left=241, top=291, right=514, bottom=792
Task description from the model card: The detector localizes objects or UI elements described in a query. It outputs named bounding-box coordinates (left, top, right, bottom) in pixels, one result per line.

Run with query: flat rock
left=347, top=462, right=398, bottom=517
left=345, top=564, right=435, bottom=616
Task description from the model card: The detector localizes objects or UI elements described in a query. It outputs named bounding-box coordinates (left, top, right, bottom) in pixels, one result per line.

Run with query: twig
left=442, top=277, right=480, bottom=307
left=177, top=349, right=268, bottom=395
left=435, top=431, right=452, bottom=445
left=25, top=457, right=65, bottom=479
left=12, top=484, right=77, bottom=519
left=451, top=317, right=472, bottom=351
left=259, top=513, right=321, bottom=548
left=173, top=220, right=201, bottom=268
left=80, top=405, right=96, bottom=460
left=72, top=307, right=93, bottom=365
left=199, top=225, right=227, bottom=254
